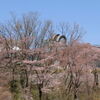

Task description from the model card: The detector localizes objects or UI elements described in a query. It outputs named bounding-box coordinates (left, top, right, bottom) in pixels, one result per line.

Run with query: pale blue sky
left=0, top=0, right=100, bottom=44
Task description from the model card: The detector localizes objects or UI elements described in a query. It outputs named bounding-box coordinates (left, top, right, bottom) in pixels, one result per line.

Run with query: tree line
left=0, top=12, right=99, bottom=100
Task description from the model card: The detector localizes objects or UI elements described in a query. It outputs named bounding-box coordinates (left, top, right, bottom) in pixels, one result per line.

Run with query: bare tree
left=58, top=23, right=85, bottom=45
left=0, top=13, right=55, bottom=49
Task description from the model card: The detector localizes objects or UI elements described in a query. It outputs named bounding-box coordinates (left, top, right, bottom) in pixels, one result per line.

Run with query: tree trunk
left=12, top=68, right=15, bottom=80
left=38, top=87, right=42, bottom=100
left=93, top=69, right=99, bottom=87
left=25, top=69, right=28, bottom=87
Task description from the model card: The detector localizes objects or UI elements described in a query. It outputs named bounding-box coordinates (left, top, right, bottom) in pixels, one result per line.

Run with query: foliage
left=0, top=12, right=100, bottom=100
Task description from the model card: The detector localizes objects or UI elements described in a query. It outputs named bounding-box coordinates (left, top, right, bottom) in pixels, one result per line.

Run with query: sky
left=0, top=0, right=100, bottom=45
